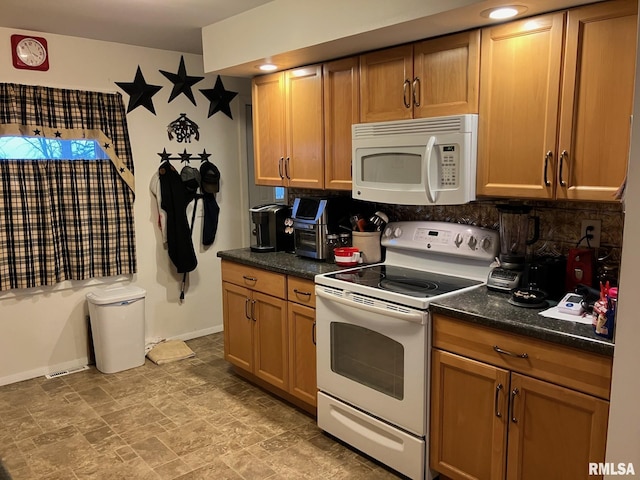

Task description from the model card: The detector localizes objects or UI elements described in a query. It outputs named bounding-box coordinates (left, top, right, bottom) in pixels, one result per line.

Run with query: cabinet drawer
left=432, top=314, right=612, bottom=399
left=287, top=277, right=316, bottom=308
left=221, top=260, right=286, bottom=299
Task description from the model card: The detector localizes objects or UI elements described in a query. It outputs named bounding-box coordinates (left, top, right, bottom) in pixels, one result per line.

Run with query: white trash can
left=86, top=285, right=146, bottom=374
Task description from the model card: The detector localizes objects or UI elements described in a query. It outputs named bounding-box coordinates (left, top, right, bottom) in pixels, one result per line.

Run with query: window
left=0, top=83, right=137, bottom=291
left=0, top=136, right=109, bottom=160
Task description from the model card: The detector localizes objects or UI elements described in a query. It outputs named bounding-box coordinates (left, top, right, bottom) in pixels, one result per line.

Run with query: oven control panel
left=382, top=221, right=499, bottom=260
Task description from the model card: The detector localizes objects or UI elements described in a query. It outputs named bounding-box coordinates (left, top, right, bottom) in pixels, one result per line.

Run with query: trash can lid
left=86, top=285, right=146, bottom=305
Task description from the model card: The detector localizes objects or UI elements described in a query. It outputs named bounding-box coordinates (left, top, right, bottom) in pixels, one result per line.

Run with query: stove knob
left=394, top=227, right=403, bottom=238
left=454, top=233, right=463, bottom=248
left=467, top=235, right=478, bottom=250
left=480, top=236, right=493, bottom=252
left=383, top=226, right=393, bottom=238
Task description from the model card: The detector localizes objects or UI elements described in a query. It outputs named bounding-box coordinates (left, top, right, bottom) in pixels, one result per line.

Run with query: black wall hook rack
left=157, top=148, right=211, bottom=164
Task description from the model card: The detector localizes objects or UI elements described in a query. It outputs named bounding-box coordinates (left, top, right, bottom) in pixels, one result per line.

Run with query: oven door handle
left=316, top=288, right=426, bottom=324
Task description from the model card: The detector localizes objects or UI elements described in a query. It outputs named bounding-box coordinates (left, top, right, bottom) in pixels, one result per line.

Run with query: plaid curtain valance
left=0, top=84, right=136, bottom=291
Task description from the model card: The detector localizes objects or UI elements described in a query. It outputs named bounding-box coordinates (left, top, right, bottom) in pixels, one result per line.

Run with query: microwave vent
left=353, top=116, right=475, bottom=139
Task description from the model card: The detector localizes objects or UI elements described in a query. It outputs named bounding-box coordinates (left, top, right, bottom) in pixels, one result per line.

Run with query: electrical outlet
left=580, top=219, right=601, bottom=248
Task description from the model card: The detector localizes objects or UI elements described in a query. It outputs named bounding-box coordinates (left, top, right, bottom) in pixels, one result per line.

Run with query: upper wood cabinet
left=323, top=57, right=359, bottom=190
left=477, top=0, right=637, bottom=201
left=359, top=30, right=480, bottom=123
left=252, top=65, right=324, bottom=188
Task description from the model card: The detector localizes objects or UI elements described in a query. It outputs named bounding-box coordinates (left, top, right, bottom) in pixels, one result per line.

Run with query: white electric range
left=314, top=221, right=499, bottom=480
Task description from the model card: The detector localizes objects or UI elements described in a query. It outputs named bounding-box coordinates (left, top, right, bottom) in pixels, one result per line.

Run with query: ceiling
left=0, top=0, right=274, bottom=54
left=2, top=0, right=602, bottom=75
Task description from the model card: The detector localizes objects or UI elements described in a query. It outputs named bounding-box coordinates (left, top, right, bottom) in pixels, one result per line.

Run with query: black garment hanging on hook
left=158, top=161, right=197, bottom=273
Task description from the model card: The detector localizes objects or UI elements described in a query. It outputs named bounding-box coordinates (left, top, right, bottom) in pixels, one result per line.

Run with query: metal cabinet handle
left=510, top=387, right=520, bottom=423
left=312, top=321, right=316, bottom=345
left=278, top=157, right=284, bottom=179
left=244, top=298, right=251, bottom=319
left=403, top=79, right=411, bottom=108
left=412, top=77, right=420, bottom=107
left=251, top=299, right=256, bottom=321
left=494, top=383, right=503, bottom=418
left=559, top=150, right=568, bottom=187
left=493, top=345, right=528, bottom=359
left=544, top=151, right=552, bottom=187
left=242, top=275, right=257, bottom=283
left=285, top=157, right=291, bottom=179
left=293, top=288, right=312, bottom=298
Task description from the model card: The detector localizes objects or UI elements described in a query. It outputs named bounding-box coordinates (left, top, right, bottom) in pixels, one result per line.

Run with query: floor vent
left=45, top=365, right=90, bottom=379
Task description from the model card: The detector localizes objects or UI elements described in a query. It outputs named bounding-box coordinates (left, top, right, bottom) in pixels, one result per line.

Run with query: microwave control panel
left=438, top=145, right=459, bottom=189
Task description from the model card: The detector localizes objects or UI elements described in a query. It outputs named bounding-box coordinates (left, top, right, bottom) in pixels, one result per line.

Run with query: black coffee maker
left=524, top=256, right=567, bottom=301
left=250, top=204, right=293, bottom=253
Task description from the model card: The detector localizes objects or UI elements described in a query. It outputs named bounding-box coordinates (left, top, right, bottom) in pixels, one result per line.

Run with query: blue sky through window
left=0, top=136, right=109, bottom=160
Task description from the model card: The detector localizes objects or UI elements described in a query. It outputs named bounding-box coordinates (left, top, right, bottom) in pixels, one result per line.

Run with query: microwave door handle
left=424, top=136, right=437, bottom=203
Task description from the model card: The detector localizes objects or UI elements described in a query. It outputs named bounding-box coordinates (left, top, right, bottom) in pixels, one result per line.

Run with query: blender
left=487, top=204, right=539, bottom=291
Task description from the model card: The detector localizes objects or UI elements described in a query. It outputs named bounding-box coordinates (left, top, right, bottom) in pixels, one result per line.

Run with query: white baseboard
left=168, top=325, right=223, bottom=342
left=0, top=326, right=224, bottom=387
left=0, top=357, right=90, bottom=387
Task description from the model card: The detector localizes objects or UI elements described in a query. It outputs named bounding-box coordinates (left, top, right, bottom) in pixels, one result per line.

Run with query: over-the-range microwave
left=352, top=114, right=478, bottom=205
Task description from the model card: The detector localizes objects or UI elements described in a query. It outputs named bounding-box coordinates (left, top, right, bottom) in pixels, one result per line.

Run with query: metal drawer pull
left=511, top=387, right=520, bottom=423
left=543, top=151, right=552, bottom=187
left=493, top=345, right=528, bottom=359
left=242, top=275, right=257, bottom=282
left=251, top=300, right=256, bottom=321
left=412, top=77, right=420, bottom=107
left=278, top=157, right=284, bottom=179
left=312, top=321, right=316, bottom=345
left=294, top=288, right=312, bottom=298
left=403, top=79, right=411, bottom=108
left=495, top=383, right=503, bottom=418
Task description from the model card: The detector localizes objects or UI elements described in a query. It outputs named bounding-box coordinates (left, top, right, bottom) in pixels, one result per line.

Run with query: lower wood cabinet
left=430, top=314, right=611, bottom=480
left=221, top=260, right=317, bottom=412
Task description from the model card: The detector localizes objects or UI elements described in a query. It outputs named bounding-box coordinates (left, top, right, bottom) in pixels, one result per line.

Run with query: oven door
left=315, top=286, right=428, bottom=436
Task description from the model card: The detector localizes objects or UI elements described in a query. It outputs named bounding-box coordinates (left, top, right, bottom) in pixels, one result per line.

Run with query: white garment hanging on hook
left=149, top=171, right=168, bottom=244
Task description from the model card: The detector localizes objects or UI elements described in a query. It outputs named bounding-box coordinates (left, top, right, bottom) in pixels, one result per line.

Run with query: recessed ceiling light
left=480, top=5, right=527, bottom=20
left=258, top=63, right=277, bottom=72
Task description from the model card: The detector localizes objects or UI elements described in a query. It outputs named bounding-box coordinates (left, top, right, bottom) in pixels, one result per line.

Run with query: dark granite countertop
left=430, top=288, right=614, bottom=357
left=217, top=248, right=344, bottom=280
left=217, top=248, right=614, bottom=357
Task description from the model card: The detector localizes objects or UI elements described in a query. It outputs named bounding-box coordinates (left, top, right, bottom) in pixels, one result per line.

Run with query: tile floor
left=0, top=333, right=404, bottom=479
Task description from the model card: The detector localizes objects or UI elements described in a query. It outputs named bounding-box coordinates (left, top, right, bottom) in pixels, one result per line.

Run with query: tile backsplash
left=289, top=188, right=625, bottom=269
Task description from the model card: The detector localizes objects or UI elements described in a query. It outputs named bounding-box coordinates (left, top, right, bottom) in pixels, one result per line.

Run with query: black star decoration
left=33, top=129, right=41, bottom=136
left=200, top=76, right=238, bottom=120
left=115, top=66, right=163, bottom=115
left=103, top=142, right=110, bottom=149
left=158, top=148, right=172, bottom=162
left=179, top=149, right=192, bottom=164
left=199, top=149, right=212, bottom=163
left=54, top=131, right=62, bottom=138
left=159, top=56, right=204, bottom=106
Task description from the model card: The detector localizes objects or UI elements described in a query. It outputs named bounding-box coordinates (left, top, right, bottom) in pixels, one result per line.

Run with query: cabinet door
left=285, top=65, right=324, bottom=188
left=413, top=30, right=480, bottom=118
left=477, top=13, right=564, bottom=199
left=253, top=73, right=286, bottom=186
left=430, top=350, right=508, bottom=480
left=507, top=373, right=609, bottom=480
left=222, top=282, right=253, bottom=371
left=323, top=57, right=359, bottom=190
left=288, top=302, right=317, bottom=406
left=360, top=45, right=413, bottom=122
left=556, top=0, right=637, bottom=201
left=253, top=291, right=289, bottom=390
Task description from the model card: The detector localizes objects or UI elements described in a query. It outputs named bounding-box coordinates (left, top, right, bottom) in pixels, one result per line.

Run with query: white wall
left=0, top=27, right=251, bottom=385
left=605, top=7, right=640, bottom=473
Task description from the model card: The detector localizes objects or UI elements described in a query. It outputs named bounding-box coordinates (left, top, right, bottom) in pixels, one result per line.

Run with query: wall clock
left=11, top=34, right=50, bottom=71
